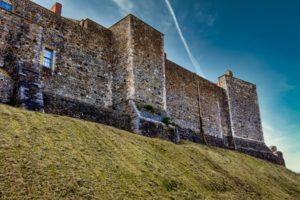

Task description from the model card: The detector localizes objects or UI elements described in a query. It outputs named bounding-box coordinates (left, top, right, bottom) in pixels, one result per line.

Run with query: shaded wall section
left=0, top=69, right=14, bottom=103
left=0, top=7, right=44, bottom=111
left=110, top=15, right=166, bottom=111
left=130, top=15, right=166, bottom=111
left=110, top=16, right=133, bottom=112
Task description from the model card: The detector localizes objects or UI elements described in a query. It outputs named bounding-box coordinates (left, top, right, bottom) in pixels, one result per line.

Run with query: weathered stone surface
left=43, top=92, right=132, bottom=131
left=165, top=60, right=233, bottom=147
left=10, top=0, right=113, bottom=110
left=0, top=69, right=13, bottom=103
left=218, top=74, right=264, bottom=142
left=138, top=118, right=179, bottom=143
left=110, top=15, right=166, bottom=112
left=238, top=148, right=285, bottom=166
left=130, top=15, right=166, bottom=111
left=0, top=0, right=285, bottom=166
left=16, top=62, right=44, bottom=111
left=110, top=16, right=134, bottom=112
left=0, top=8, right=44, bottom=110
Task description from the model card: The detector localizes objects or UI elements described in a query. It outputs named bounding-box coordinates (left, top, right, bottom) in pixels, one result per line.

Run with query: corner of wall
left=110, top=14, right=166, bottom=113
left=218, top=72, right=267, bottom=152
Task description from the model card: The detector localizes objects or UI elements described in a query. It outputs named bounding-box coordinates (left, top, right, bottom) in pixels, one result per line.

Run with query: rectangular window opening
left=43, top=48, right=54, bottom=69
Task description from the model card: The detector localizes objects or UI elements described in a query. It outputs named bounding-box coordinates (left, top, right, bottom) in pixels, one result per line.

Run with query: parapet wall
left=0, top=0, right=285, bottom=166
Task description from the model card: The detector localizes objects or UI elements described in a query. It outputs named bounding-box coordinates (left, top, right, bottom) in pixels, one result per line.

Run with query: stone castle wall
left=110, top=15, right=166, bottom=112
left=0, top=0, right=285, bottom=166
left=130, top=16, right=166, bottom=111
left=218, top=74, right=276, bottom=161
left=11, top=0, right=113, bottom=108
left=0, top=7, right=44, bottom=110
left=165, top=60, right=233, bottom=147
left=218, top=75, right=264, bottom=142
left=109, top=16, right=132, bottom=112
left=0, top=0, right=131, bottom=129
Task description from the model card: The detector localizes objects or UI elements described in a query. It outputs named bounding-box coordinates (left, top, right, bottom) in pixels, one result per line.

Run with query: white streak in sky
left=165, top=0, right=205, bottom=77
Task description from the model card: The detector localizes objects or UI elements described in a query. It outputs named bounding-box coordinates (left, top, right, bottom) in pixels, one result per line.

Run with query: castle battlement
left=0, top=0, right=285, bottom=165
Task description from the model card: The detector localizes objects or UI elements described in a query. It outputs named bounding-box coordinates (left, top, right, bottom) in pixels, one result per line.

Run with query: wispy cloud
left=165, top=0, right=205, bottom=77
left=112, top=0, right=134, bottom=15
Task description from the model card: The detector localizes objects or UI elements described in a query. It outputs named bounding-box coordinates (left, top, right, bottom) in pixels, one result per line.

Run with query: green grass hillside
left=0, top=104, right=299, bottom=200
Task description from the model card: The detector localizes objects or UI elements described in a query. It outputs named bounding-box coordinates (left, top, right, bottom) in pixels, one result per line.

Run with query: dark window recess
left=43, top=48, right=54, bottom=69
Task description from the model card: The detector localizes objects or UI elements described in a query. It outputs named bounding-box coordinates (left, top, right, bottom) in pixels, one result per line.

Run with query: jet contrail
left=165, top=0, right=205, bottom=77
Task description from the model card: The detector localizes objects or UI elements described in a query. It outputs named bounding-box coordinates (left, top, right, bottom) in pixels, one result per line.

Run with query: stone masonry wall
left=0, top=7, right=44, bottom=110
left=0, top=9, right=40, bottom=71
left=218, top=74, right=271, bottom=161
left=130, top=15, right=166, bottom=111
left=165, top=60, right=232, bottom=147
left=110, top=15, right=166, bottom=112
left=109, top=16, right=132, bottom=112
left=11, top=0, right=113, bottom=109
left=0, top=0, right=131, bottom=127
left=165, top=60, right=200, bottom=132
left=218, top=74, right=264, bottom=142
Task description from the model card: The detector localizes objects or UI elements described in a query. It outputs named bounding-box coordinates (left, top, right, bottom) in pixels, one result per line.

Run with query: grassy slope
left=0, top=104, right=299, bottom=200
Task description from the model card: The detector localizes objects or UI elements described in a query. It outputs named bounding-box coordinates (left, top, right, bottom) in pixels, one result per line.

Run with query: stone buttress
left=218, top=72, right=285, bottom=165
left=110, top=15, right=178, bottom=142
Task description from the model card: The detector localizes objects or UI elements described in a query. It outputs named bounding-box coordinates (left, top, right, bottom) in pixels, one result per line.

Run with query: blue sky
left=32, top=0, right=299, bottom=172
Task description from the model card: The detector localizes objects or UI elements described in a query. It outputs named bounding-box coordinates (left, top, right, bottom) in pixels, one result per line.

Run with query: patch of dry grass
left=0, top=104, right=299, bottom=199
